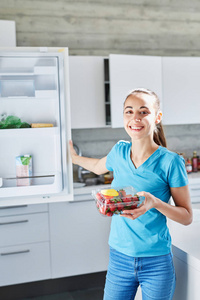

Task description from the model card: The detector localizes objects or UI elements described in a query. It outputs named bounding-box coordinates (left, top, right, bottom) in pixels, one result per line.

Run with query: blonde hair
left=124, top=88, right=167, bottom=148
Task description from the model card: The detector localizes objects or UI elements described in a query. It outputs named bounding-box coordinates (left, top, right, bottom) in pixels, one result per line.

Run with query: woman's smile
left=128, top=125, right=144, bottom=132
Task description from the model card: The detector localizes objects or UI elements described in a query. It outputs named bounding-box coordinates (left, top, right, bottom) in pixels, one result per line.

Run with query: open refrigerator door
left=0, top=47, right=73, bottom=206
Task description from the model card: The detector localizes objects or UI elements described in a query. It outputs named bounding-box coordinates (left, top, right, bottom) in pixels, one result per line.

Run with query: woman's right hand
left=69, top=140, right=78, bottom=164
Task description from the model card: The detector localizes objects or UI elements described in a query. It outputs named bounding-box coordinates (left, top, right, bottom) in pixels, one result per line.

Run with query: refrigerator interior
left=0, top=49, right=73, bottom=204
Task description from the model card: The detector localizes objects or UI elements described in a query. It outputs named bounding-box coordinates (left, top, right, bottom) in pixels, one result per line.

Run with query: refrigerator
left=0, top=47, right=73, bottom=207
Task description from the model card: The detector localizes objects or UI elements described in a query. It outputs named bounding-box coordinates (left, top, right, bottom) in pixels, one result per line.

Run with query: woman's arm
left=121, top=185, right=193, bottom=225
left=69, top=140, right=109, bottom=175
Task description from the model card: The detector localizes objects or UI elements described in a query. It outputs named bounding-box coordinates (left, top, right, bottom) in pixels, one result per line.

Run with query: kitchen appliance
left=0, top=47, right=73, bottom=206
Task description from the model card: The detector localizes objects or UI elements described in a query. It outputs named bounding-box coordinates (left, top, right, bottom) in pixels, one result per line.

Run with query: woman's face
left=123, top=93, right=161, bottom=141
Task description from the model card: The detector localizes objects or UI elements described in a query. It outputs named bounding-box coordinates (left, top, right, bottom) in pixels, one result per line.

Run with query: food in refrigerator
left=16, top=155, right=32, bottom=186
left=0, top=115, right=30, bottom=129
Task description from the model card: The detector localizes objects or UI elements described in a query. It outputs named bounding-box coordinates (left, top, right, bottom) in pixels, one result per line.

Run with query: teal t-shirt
left=106, top=140, right=188, bottom=257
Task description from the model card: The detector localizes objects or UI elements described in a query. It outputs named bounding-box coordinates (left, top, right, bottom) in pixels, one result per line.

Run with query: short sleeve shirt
left=106, top=140, right=188, bottom=257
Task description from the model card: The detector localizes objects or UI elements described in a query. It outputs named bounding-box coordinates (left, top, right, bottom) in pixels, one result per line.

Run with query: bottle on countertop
left=192, top=151, right=198, bottom=172
left=197, top=155, right=200, bottom=171
left=186, top=158, right=192, bottom=174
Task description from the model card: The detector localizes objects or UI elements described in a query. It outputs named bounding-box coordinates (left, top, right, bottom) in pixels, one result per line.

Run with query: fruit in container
left=92, top=186, right=143, bottom=217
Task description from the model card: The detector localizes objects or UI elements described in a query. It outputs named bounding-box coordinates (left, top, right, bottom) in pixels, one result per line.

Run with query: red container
left=92, top=186, right=144, bottom=217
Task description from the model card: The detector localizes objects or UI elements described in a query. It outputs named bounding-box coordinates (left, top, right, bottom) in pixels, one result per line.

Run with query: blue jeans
left=104, top=247, right=176, bottom=300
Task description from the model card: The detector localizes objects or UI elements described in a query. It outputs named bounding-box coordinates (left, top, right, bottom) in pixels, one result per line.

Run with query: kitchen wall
left=1, top=0, right=200, bottom=170
left=1, top=0, right=200, bottom=57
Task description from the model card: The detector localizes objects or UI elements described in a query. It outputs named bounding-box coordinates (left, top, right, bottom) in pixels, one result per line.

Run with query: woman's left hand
left=120, top=191, right=158, bottom=220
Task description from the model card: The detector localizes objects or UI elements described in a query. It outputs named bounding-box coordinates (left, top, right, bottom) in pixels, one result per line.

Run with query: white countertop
left=73, top=183, right=111, bottom=195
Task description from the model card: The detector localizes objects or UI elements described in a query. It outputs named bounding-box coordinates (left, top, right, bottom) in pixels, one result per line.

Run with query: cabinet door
left=162, top=57, right=200, bottom=125
left=0, top=212, right=49, bottom=247
left=0, top=20, right=16, bottom=46
left=173, top=247, right=200, bottom=300
left=0, top=242, right=51, bottom=286
left=69, top=56, right=106, bottom=128
left=49, top=201, right=111, bottom=278
left=109, top=54, right=162, bottom=128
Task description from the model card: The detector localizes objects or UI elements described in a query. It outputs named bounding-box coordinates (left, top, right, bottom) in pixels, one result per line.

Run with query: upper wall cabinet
left=162, top=57, right=200, bottom=125
left=0, top=20, right=16, bottom=46
left=69, top=56, right=106, bottom=129
left=109, top=54, right=162, bottom=128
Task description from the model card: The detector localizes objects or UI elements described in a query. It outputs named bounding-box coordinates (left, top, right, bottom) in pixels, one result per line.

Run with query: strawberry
left=119, top=189, right=126, bottom=198
left=106, top=211, right=113, bottom=217
left=99, top=205, right=107, bottom=215
left=117, top=202, right=124, bottom=211
left=108, top=203, right=117, bottom=212
left=105, top=198, right=112, bottom=204
left=130, top=203, right=138, bottom=209
left=96, top=192, right=103, bottom=201
left=123, top=197, right=132, bottom=203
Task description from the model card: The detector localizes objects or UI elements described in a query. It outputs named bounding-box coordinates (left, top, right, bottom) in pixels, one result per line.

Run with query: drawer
left=0, top=203, right=48, bottom=217
left=0, top=212, right=49, bottom=247
left=0, top=242, right=51, bottom=286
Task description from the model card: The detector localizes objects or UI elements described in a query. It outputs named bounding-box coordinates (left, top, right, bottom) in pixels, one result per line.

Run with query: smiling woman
left=69, top=87, right=192, bottom=300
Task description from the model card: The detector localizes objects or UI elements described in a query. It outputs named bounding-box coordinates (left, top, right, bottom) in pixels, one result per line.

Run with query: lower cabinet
left=0, top=198, right=111, bottom=286
left=0, top=204, right=51, bottom=286
left=49, top=199, right=111, bottom=278
left=172, top=246, right=200, bottom=300
left=0, top=242, right=51, bottom=286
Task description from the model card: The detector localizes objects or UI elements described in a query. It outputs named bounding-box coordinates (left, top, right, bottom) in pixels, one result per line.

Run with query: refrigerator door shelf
left=0, top=127, right=58, bottom=135
left=0, top=172, right=62, bottom=198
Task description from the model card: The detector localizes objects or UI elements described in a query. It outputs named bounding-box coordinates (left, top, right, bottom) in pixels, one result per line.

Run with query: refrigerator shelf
left=0, top=127, right=59, bottom=136
left=0, top=66, right=57, bottom=76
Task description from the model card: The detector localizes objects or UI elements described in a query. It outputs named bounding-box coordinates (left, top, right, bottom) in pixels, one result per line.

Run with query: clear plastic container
left=92, top=186, right=144, bottom=217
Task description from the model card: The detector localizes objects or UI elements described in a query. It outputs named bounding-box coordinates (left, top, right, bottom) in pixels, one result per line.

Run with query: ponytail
left=153, top=122, right=167, bottom=148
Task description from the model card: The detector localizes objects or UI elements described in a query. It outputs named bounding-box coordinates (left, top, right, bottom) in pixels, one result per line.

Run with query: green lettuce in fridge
left=0, top=115, right=31, bottom=129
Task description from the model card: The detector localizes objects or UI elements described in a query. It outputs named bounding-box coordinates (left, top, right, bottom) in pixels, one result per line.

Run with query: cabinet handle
left=0, top=249, right=30, bottom=256
left=191, top=188, right=200, bottom=191
left=0, top=205, right=28, bottom=210
left=0, top=220, right=28, bottom=225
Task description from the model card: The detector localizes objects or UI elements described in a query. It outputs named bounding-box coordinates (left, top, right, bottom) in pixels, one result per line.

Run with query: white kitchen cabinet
left=109, top=54, right=163, bottom=128
left=162, top=57, right=200, bottom=125
left=49, top=196, right=111, bottom=278
left=0, top=47, right=73, bottom=207
left=0, top=204, right=51, bottom=286
left=172, top=246, right=200, bottom=300
left=0, top=242, right=51, bottom=286
left=0, top=212, right=49, bottom=247
left=0, top=20, right=16, bottom=47
left=188, top=173, right=200, bottom=203
left=69, top=56, right=106, bottom=128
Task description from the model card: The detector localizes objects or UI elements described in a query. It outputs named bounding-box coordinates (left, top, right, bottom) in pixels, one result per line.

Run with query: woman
left=69, top=88, right=192, bottom=300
